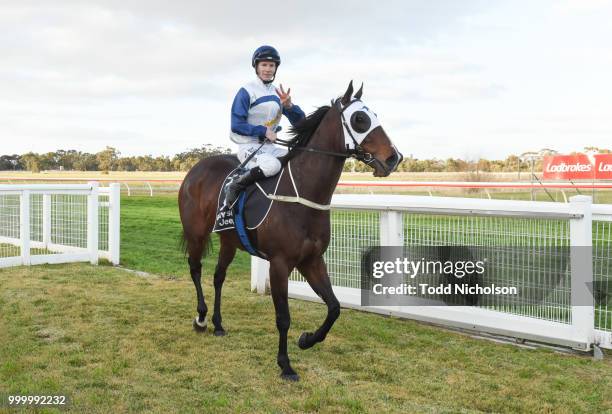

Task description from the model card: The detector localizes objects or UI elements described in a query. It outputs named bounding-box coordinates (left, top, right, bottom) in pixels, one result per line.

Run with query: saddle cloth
left=212, top=167, right=284, bottom=234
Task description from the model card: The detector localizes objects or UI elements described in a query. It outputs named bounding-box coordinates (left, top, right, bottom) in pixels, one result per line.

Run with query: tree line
left=0, top=146, right=231, bottom=173
left=1, top=146, right=609, bottom=173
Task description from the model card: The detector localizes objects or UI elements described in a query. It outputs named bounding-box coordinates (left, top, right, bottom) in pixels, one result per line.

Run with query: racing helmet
left=252, top=45, right=281, bottom=67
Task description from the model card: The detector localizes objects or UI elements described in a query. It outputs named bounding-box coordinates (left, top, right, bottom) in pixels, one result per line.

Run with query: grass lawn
left=0, top=194, right=611, bottom=413
left=119, top=195, right=250, bottom=277
left=1, top=264, right=611, bottom=413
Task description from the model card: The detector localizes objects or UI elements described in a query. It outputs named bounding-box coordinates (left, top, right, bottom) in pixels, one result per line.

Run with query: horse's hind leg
left=187, top=237, right=208, bottom=332
left=211, top=239, right=236, bottom=336
left=296, top=255, right=340, bottom=350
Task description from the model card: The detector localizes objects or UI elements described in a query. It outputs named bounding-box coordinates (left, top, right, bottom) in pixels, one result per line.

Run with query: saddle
left=212, top=167, right=286, bottom=257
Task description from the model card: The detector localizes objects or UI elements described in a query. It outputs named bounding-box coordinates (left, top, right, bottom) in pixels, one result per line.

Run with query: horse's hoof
left=298, top=332, right=314, bottom=350
left=213, top=329, right=226, bottom=337
left=193, top=317, right=207, bottom=333
left=280, top=372, right=300, bottom=382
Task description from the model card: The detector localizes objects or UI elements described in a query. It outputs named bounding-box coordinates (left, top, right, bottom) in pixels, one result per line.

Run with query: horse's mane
left=286, top=105, right=331, bottom=148
left=279, top=105, right=330, bottom=164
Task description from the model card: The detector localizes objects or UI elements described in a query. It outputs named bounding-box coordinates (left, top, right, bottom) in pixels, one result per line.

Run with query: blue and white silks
left=229, top=77, right=305, bottom=177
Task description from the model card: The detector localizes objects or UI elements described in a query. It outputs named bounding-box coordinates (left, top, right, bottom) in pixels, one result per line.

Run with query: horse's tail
left=178, top=229, right=214, bottom=258
left=178, top=230, right=188, bottom=255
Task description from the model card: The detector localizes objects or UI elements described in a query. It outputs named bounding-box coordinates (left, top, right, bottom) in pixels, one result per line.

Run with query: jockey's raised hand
left=276, top=84, right=292, bottom=109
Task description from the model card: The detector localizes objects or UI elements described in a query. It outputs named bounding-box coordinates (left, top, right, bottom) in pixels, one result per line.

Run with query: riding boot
left=224, top=166, right=266, bottom=207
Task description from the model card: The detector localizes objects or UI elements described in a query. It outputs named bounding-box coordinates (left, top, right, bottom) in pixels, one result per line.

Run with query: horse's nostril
left=385, top=153, right=399, bottom=166
left=385, top=150, right=403, bottom=171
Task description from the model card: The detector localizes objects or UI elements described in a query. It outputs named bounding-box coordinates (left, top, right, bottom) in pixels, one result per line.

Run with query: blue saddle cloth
left=212, top=167, right=285, bottom=258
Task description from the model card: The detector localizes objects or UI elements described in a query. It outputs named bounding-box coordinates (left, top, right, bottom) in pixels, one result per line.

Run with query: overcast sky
left=1, top=0, right=611, bottom=159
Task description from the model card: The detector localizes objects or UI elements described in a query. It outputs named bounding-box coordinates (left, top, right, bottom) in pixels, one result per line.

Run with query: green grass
left=1, top=264, right=611, bottom=413
left=120, top=195, right=250, bottom=277
left=1, top=194, right=612, bottom=413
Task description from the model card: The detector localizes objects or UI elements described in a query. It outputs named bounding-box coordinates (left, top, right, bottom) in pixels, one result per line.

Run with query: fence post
left=251, top=256, right=269, bottom=294
left=42, top=193, right=51, bottom=248
left=87, top=182, right=99, bottom=265
left=20, top=190, right=31, bottom=265
left=380, top=210, right=403, bottom=245
left=108, top=183, right=121, bottom=265
left=569, top=195, right=594, bottom=350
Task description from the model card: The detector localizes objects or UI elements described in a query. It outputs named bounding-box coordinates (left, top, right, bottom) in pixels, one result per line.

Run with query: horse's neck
left=289, top=110, right=345, bottom=205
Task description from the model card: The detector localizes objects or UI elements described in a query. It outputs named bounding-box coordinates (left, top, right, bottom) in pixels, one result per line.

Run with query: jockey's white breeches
left=237, top=142, right=288, bottom=177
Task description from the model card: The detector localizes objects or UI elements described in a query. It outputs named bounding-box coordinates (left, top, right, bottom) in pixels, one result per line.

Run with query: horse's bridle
left=277, top=98, right=384, bottom=168
left=336, top=98, right=379, bottom=166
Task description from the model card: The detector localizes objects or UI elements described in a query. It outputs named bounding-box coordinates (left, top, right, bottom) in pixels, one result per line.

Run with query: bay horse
left=179, top=81, right=402, bottom=381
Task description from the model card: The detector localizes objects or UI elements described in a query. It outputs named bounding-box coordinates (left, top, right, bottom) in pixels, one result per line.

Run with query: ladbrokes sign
left=542, top=154, right=612, bottom=180
left=598, top=154, right=612, bottom=177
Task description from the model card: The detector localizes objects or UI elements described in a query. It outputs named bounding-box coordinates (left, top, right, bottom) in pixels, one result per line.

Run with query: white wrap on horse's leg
left=194, top=315, right=208, bottom=328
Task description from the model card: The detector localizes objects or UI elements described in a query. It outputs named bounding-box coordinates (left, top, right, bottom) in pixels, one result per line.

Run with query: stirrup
left=223, top=167, right=265, bottom=208
left=224, top=183, right=243, bottom=209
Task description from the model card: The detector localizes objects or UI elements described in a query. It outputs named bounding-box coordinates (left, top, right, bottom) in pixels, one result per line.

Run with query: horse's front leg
left=296, top=255, right=340, bottom=350
left=269, top=258, right=299, bottom=381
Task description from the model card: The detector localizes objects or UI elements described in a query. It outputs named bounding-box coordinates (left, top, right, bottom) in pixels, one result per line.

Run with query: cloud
left=1, top=1, right=611, bottom=159
left=554, top=0, right=612, bottom=13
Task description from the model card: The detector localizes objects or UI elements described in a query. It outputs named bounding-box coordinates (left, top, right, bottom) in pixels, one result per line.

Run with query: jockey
left=225, top=45, right=305, bottom=207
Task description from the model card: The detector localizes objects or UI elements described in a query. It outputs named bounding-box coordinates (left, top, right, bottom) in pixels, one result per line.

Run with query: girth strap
left=264, top=194, right=330, bottom=210
left=258, top=160, right=331, bottom=211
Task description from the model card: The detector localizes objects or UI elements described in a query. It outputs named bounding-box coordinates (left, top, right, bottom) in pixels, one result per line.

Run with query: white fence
left=0, top=183, right=120, bottom=268
left=252, top=195, right=612, bottom=351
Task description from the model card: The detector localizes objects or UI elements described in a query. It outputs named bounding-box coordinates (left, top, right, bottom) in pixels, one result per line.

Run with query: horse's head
left=336, top=81, right=403, bottom=177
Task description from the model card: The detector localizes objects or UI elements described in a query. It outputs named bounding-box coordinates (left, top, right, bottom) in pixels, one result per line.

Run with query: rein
left=275, top=142, right=373, bottom=162
left=275, top=98, right=378, bottom=166
left=259, top=98, right=393, bottom=211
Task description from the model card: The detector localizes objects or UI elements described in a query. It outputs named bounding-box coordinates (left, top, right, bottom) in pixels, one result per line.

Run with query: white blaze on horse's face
left=341, top=100, right=381, bottom=149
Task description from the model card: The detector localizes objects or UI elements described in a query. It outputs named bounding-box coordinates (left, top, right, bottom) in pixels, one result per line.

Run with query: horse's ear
left=354, top=83, right=363, bottom=100
left=341, top=80, right=354, bottom=105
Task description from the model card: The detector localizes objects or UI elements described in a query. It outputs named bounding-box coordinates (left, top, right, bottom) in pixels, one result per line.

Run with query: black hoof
left=192, top=317, right=207, bottom=333
left=280, top=372, right=300, bottom=382
left=213, top=329, right=226, bottom=337
left=298, top=332, right=314, bottom=350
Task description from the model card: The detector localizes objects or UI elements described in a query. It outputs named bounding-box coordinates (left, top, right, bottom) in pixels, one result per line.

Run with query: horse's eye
left=350, top=111, right=371, bottom=133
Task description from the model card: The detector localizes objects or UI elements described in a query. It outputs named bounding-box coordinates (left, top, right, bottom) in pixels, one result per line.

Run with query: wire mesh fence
left=99, top=193, right=109, bottom=252
left=0, top=184, right=119, bottom=267
left=0, top=194, right=20, bottom=259
left=402, top=213, right=572, bottom=324
left=29, top=194, right=47, bottom=255
left=289, top=210, right=380, bottom=288
left=287, top=202, right=610, bottom=332
left=594, top=219, right=612, bottom=332
left=50, top=194, right=88, bottom=249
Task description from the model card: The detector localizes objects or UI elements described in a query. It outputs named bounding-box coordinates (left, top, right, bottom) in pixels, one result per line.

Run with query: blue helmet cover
left=252, top=45, right=281, bottom=67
